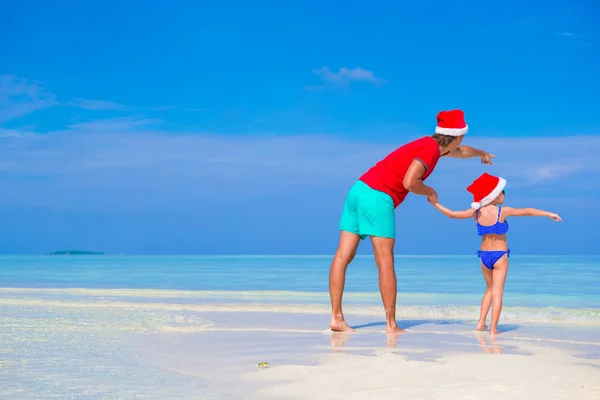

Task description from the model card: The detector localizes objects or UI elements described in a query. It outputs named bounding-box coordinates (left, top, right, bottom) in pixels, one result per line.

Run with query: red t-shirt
left=359, top=136, right=441, bottom=208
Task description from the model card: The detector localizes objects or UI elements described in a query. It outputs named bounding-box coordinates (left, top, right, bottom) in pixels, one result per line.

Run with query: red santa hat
left=466, top=173, right=506, bottom=210
left=435, top=110, right=468, bottom=136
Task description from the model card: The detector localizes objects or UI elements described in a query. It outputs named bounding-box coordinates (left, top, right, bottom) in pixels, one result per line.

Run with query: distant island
left=45, top=250, right=104, bottom=255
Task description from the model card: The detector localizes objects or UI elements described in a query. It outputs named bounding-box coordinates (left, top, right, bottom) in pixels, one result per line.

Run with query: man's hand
left=427, top=189, right=438, bottom=205
left=479, top=151, right=496, bottom=165
left=548, top=213, right=562, bottom=222
left=446, top=146, right=496, bottom=166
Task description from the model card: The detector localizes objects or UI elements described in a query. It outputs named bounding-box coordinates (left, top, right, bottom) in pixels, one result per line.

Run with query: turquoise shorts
left=339, top=180, right=396, bottom=240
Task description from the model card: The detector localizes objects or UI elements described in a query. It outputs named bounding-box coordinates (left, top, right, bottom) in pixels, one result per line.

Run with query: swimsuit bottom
left=476, top=250, right=510, bottom=270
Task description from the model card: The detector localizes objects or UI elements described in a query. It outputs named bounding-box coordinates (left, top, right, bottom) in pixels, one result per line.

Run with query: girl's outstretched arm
left=430, top=201, right=476, bottom=219
left=503, top=207, right=562, bottom=221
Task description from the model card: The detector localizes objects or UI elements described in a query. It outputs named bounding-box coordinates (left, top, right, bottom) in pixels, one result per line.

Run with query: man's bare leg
left=329, top=230, right=361, bottom=332
left=370, top=236, right=404, bottom=333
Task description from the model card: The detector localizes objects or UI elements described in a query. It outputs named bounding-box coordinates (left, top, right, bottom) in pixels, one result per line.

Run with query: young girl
left=429, top=172, right=562, bottom=335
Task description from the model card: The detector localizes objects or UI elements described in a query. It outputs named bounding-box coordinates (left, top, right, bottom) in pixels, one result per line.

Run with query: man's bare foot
left=329, top=317, right=355, bottom=332
left=385, top=325, right=405, bottom=334
left=476, top=323, right=488, bottom=331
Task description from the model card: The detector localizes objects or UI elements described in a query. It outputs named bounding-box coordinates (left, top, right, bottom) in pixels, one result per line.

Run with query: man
left=329, top=110, right=495, bottom=333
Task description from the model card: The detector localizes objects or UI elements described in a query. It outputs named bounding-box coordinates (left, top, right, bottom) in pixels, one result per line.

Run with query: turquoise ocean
left=1, top=254, right=599, bottom=310
left=1, top=255, right=599, bottom=399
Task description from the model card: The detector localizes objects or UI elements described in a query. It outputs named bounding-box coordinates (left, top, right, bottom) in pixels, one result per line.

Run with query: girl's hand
left=549, top=213, right=562, bottom=222
left=427, top=194, right=438, bottom=205
left=426, top=188, right=438, bottom=205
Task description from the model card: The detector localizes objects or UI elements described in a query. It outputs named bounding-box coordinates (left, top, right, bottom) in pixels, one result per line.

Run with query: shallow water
left=1, top=255, right=599, bottom=399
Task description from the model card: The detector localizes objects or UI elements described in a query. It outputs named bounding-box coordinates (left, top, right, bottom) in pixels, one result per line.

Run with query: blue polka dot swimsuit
left=476, top=207, right=510, bottom=270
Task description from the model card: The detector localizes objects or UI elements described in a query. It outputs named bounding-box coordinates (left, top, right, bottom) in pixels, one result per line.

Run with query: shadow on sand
left=350, top=320, right=520, bottom=333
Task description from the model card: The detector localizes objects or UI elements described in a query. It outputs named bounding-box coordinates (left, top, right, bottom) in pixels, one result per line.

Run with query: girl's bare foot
left=490, top=326, right=498, bottom=336
left=476, top=322, right=488, bottom=331
left=329, top=317, right=355, bottom=332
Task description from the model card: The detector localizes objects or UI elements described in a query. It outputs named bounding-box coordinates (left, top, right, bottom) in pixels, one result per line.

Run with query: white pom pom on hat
left=467, top=173, right=506, bottom=209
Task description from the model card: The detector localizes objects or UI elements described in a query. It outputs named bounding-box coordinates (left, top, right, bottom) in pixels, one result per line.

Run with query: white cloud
left=531, top=164, right=582, bottom=182
left=67, top=99, right=128, bottom=111
left=0, top=75, right=58, bottom=122
left=184, top=107, right=214, bottom=112
left=308, top=66, right=386, bottom=90
left=554, top=31, right=591, bottom=46
left=148, top=106, right=175, bottom=111
left=67, top=100, right=175, bottom=112
left=0, top=128, right=39, bottom=138
left=67, top=117, right=162, bottom=132
left=0, top=75, right=173, bottom=123
left=450, top=136, right=600, bottom=186
left=0, top=120, right=598, bottom=211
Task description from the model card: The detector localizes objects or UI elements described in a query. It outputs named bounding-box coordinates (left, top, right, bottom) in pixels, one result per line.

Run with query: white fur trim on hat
left=435, top=125, right=469, bottom=136
left=470, top=178, right=506, bottom=209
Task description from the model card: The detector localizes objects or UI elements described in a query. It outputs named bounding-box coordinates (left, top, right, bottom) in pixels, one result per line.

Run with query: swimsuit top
left=476, top=207, right=509, bottom=236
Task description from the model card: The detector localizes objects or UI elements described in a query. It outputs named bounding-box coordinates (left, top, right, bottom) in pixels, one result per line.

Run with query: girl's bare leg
left=477, top=265, right=493, bottom=331
left=329, top=230, right=361, bottom=332
left=490, top=256, right=509, bottom=336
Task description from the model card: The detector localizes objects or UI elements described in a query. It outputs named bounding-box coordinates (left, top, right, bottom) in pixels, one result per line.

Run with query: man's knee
left=373, top=249, right=394, bottom=270
left=333, top=231, right=360, bottom=265
left=375, top=257, right=394, bottom=271
left=334, top=241, right=358, bottom=264
left=370, top=237, right=394, bottom=267
left=334, top=249, right=356, bottom=265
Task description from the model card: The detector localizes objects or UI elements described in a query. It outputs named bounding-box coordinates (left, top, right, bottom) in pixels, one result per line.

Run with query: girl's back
left=475, top=205, right=509, bottom=250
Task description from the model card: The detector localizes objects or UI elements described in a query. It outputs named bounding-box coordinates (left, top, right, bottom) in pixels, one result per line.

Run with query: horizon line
left=0, top=253, right=598, bottom=257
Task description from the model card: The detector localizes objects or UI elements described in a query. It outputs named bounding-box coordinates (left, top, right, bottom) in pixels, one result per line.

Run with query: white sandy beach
left=1, top=288, right=599, bottom=399
left=145, top=312, right=600, bottom=399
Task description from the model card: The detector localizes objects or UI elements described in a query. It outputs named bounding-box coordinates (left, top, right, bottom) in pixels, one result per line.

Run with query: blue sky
left=1, top=0, right=598, bottom=254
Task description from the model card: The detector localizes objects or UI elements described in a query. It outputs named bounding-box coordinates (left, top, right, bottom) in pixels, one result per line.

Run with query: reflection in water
left=386, top=331, right=404, bottom=348
left=329, top=330, right=406, bottom=353
left=476, top=333, right=503, bottom=354
left=330, top=332, right=352, bottom=352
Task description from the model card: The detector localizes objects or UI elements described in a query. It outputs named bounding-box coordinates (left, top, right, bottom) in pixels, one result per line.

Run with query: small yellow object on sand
left=257, top=362, right=270, bottom=369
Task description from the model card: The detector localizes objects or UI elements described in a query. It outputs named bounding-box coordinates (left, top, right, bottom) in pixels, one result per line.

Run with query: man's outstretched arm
left=446, top=145, right=495, bottom=165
